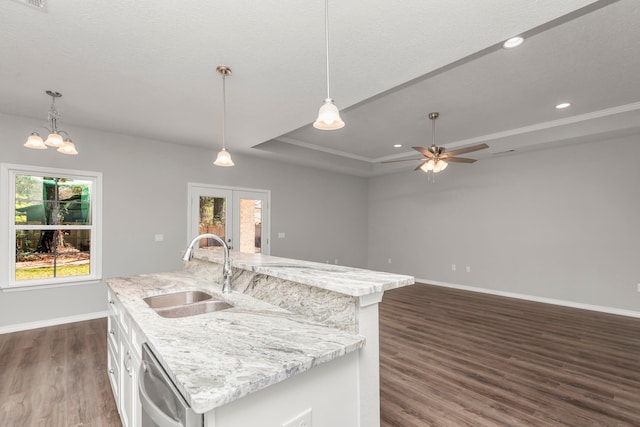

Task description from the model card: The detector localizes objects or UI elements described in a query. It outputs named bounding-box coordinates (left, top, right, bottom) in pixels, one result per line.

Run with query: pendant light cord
left=221, top=72, right=227, bottom=150
left=324, top=0, right=331, bottom=99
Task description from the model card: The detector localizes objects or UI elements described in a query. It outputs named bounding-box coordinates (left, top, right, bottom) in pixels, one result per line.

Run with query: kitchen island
left=106, top=250, right=414, bottom=427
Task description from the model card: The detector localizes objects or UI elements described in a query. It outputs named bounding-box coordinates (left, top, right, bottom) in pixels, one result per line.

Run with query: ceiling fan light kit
left=23, top=90, right=78, bottom=155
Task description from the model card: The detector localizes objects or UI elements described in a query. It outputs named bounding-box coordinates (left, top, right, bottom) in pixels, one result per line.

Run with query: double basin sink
left=143, top=290, right=233, bottom=318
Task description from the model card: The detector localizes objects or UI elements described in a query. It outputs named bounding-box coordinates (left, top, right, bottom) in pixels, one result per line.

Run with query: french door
left=188, top=184, right=270, bottom=255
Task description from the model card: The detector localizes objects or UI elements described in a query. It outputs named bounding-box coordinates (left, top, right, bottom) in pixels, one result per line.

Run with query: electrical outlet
left=278, top=232, right=286, bottom=238
left=637, top=283, right=640, bottom=292
left=282, top=408, right=312, bottom=427
left=334, top=259, right=338, bottom=265
left=387, top=258, right=392, bottom=264
left=466, top=266, right=471, bottom=273
left=451, top=264, right=456, bottom=271
left=154, top=234, right=163, bottom=242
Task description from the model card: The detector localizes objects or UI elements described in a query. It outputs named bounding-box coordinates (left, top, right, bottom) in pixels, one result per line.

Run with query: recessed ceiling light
left=555, top=102, right=571, bottom=109
left=503, top=36, right=524, bottom=49
left=393, top=144, right=402, bottom=148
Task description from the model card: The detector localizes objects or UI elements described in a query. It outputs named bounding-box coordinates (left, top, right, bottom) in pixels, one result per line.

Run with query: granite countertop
left=107, top=271, right=365, bottom=414
left=191, top=249, right=415, bottom=296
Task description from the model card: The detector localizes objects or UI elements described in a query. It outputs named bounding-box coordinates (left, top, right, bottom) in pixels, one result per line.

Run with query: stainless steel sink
left=143, top=290, right=233, bottom=318
left=154, top=300, right=233, bottom=318
left=143, top=290, right=213, bottom=309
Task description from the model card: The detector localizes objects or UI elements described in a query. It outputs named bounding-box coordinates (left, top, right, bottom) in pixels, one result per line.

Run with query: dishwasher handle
left=139, top=361, right=184, bottom=427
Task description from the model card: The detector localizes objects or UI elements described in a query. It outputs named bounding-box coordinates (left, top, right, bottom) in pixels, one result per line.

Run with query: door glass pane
left=239, top=198, right=262, bottom=254
left=199, top=196, right=226, bottom=247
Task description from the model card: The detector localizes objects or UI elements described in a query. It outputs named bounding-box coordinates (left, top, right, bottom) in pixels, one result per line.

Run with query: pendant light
left=213, top=66, right=235, bottom=167
left=313, top=0, right=345, bottom=130
left=24, top=91, right=78, bottom=155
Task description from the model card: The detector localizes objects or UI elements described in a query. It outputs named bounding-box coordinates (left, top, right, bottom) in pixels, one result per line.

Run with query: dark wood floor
left=380, top=284, right=640, bottom=426
left=2, top=285, right=639, bottom=426
left=0, top=317, right=121, bottom=427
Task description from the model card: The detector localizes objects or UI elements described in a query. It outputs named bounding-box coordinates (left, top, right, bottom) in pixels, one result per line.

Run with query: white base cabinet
left=108, top=289, right=142, bottom=427
left=204, top=351, right=360, bottom=427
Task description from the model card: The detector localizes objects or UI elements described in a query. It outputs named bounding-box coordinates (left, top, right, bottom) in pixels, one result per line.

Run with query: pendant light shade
left=24, top=91, right=78, bottom=155
left=213, top=66, right=234, bottom=167
left=314, top=98, right=344, bottom=130
left=214, top=148, right=234, bottom=167
left=313, top=0, right=344, bottom=130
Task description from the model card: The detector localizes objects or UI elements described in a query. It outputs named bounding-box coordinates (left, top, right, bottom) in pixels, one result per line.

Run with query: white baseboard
left=416, top=278, right=640, bottom=319
left=0, top=310, right=108, bottom=334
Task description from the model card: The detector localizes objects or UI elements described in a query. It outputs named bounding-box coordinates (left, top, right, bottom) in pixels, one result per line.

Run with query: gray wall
left=3, top=108, right=638, bottom=329
left=368, top=135, right=640, bottom=312
left=0, top=113, right=368, bottom=328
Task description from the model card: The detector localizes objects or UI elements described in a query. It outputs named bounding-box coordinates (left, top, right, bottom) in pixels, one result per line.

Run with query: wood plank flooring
left=0, top=318, right=121, bottom=427
left=379, top=284, right=640, bottom=426
left=2, top=285, right=639, bottom=426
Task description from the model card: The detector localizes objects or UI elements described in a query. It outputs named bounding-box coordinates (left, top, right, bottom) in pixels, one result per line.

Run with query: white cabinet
left=107, top=292, right=120, bottom=406
left=121, top=340, right=139, bottom=427
left=107, top=288, right=142, bottom=427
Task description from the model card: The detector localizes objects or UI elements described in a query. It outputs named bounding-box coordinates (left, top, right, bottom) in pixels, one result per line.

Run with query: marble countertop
left=191, top=249, right=415, bottom=296
left=107, top=271, right=365, bottom=414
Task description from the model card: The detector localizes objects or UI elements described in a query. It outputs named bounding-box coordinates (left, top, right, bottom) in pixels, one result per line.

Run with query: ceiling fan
left=383, top=112, right=489, bottom=173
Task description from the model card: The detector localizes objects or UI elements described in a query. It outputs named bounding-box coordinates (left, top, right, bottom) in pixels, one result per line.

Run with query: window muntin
left=2, top=164, right=101, bottom=289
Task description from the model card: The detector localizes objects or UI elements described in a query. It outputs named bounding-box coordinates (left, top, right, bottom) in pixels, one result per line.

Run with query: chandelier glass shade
left=24, top=91, right=78, bottom=155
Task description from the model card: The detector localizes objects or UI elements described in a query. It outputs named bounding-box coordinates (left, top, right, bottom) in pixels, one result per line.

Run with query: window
left=1, top=164, right=102, bottom=289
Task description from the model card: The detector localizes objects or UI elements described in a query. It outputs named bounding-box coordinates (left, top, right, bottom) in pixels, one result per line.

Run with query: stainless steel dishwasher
left=139, top=343, right=204, bottom=427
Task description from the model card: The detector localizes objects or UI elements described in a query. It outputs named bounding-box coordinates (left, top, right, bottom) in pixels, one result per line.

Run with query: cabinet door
left=121, top=333, right=142, bottom=427
left=120, top=344, right=134, bottom=427
left=130, top=351, right=141, bottom=427
left=107, top=344, right=120, bottom=406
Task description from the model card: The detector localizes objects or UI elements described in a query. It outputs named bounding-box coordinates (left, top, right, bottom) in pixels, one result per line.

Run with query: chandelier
left=24, top=91, right=78, bottom=155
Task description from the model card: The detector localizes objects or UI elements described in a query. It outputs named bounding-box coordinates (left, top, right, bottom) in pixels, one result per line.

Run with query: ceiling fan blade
left=444, top=143, right=489, bottom=157
left=412, top=146, right=435, bottom=157
left=414, top=161, right=427, bottom=171
left=444, top=157, right=477, bottom=163
left=381, top=158, right=424, bottom=164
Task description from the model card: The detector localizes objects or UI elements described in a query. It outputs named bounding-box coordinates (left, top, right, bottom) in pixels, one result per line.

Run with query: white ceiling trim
left=274, top=101, right=640, bottom=165
left=273, top=136, right=374, bottom=163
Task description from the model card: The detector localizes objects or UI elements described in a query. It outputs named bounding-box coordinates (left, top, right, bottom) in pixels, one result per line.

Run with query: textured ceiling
left=2, top=0, right=636, bottom=176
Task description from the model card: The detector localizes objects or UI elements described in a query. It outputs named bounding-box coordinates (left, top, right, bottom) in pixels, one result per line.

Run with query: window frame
left=1, top=163, right=102, bottom=290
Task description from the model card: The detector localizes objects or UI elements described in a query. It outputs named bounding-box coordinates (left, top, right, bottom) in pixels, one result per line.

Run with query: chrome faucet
left=182, top=233, right=232, bottom=293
